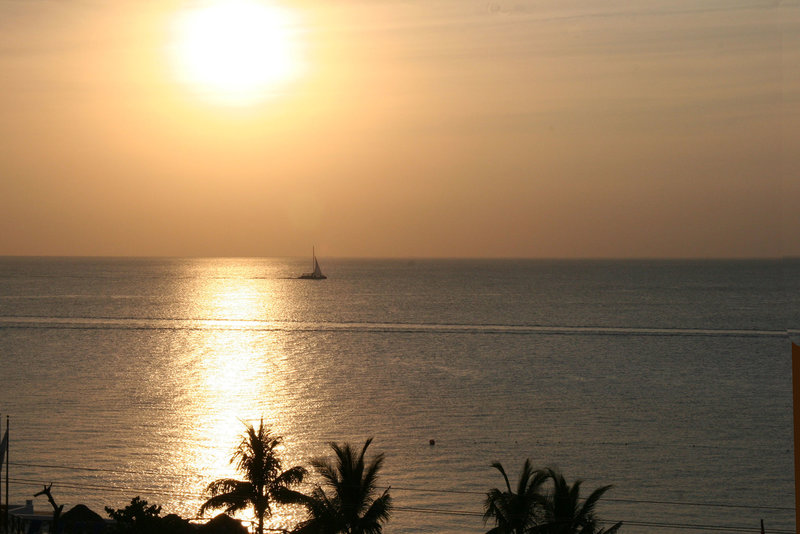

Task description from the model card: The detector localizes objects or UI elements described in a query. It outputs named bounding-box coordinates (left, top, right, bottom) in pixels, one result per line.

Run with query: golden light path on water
left=170, top=263, right=308, bottom=531
left=0, top=259, right=795, bottom=533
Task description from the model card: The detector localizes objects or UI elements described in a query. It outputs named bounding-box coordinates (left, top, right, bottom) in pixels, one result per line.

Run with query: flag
left=0, top=426, right=6, bottom=469
left=0, top=428, right=8, bottom=473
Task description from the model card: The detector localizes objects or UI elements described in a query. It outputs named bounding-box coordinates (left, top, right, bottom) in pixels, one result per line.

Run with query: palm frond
left=311, top=456, right=341, bottom=488
left=483, top=488, right=508, bottom=523
left=199, top=483, right=253, bottom=516
left=535, top=467, right=618, bottom=534
left=490, top=461, right=513, bottom=494
left=291, top=485, right=343, bottom=534
left=578, top=485, right=612, bottom=520
left=516, top=459, right=535, bottom=496
left=205, top=478, right=252, bottom=497
left=484, top=460, right=545, bottom=534
left=360, top=455, right=384, bottom=510
left=290, top=521, right=323, bottom=534
left=597, top=521, right=623, bottom=534
left=274, top=465, right=307, bottom=488
left=273, top=487, right=310, bottom=507
left=359, top=489, right=392, bottom=527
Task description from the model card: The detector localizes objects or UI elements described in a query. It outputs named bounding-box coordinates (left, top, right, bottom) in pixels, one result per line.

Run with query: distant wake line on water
left=0, top=316, right=787, bottom=338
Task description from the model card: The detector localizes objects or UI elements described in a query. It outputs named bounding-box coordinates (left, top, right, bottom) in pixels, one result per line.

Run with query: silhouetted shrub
left=105, top=497, right=194, bottom=534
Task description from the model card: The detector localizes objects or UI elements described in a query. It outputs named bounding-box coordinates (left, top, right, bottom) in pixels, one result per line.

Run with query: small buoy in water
left=429, top=439, right=435, bottom=446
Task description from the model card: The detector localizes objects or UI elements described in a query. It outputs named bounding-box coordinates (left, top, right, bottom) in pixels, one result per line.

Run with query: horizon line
left=0, top=254, right=795, bottom=261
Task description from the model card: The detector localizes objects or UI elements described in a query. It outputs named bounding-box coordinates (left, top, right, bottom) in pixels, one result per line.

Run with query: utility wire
left=390, top=508, right=795, bottom=533
left=615, top=519, right=794, bottom=533
left=389, top=486, right=793, bottom=512
left=9, top=478, right=200, bottom=500
left=9, top=461, right=793, bottom=513
left=10, top=462, right=161, bottom=477
left=8, top=477, right=794, bottom=534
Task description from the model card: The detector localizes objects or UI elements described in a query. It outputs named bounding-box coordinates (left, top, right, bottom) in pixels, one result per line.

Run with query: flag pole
left=0, top=412, right=2, bottom=533
left=4, top=415, right=7, bottom=534
left=793, top=342, right=800, bottom=534
left=3, top=415, right=7, bottom=534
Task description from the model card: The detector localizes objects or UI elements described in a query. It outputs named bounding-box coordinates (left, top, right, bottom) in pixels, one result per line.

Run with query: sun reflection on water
left=171, top=262, right=307, bottom=530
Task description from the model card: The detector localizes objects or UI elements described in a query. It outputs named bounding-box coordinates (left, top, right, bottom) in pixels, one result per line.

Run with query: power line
left=8, top=462, right=792, bottom=513
left=10, top=462, right=169, bottom=477
left=394, top=505, right=482, bottom=517
left=616, top=519, right=794, bottom=533
left=8, top=477, right=793, bottom=534
left=389, top=508, right=795, bottom=533
left=9, top=478, right=199, bottom=500
left=599, top=496, right=792, bottom=512
left=389, top=486, right=793, bottom=512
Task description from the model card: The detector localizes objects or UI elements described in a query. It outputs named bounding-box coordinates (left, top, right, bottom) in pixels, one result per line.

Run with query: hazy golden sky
left=1, top=0, right=797, bottom=258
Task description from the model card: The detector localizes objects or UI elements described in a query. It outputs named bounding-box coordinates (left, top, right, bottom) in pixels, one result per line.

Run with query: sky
left=0, top=0, right=797, bottom=258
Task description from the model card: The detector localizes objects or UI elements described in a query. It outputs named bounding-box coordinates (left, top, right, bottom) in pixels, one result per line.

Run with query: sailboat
left=299, top=247, right=327, bottom=279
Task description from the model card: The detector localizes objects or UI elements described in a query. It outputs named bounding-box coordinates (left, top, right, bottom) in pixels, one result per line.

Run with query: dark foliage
left=484, top=464, right=622, bottom=534
left=484, top=460, right=548, bottom=534
left=292, top=438, right=392, bottom=534
left=105, top=497, right=193, bottom=534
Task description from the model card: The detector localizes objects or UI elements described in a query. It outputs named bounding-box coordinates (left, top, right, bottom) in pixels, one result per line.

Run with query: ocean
left=0, top=257, right=796, bottom=533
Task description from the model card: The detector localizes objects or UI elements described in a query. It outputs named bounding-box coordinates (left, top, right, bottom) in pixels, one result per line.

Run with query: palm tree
left=292, top=438, right=392, bottom=534
left=199, top=419, right=307, bottom=534
left=533, top=468, right=622, bottom=534
left=483, top=459, right=548, bottom=534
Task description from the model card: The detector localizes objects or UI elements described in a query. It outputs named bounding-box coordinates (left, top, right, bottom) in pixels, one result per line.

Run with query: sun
left=170, top=0, right=302, bottom=106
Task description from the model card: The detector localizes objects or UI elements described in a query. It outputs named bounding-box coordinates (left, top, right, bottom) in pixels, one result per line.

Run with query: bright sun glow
left=170, top=0, right=302, bottom=106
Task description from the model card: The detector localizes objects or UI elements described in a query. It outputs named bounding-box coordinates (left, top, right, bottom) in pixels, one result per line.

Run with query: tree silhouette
left=484, top=459, right=548, bottom=534
left=293, top=438, right=392, bottom=534
left=199, top=420, right=306, bottom=534
left=533, top=468, right=622, bottom=534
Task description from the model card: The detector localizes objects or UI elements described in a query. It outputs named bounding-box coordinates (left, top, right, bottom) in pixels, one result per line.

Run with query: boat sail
left=299, top=247, right=327, bottom=279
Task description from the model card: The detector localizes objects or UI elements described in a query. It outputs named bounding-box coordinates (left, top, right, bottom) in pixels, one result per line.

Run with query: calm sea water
left=0, top=257, right=796, bottom=533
